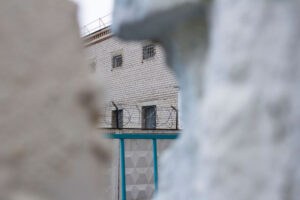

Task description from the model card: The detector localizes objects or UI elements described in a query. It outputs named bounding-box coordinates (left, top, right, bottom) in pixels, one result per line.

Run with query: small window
left=143, top=44, right=155, bottom=60
left=89, top=60, right=96, bottom=73
left=112, top=109, right=123, bottom=128
left=112, top=54, right=122, bottom=68
left=142, top=106, right=156, bottom=129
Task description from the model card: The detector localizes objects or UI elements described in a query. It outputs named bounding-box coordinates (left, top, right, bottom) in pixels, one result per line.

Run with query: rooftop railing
left=81, top=13, right=112, bottom=37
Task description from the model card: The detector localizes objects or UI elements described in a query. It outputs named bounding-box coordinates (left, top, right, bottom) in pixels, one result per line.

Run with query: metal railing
left=107, top=133, right=179, bottom=200
left=81, top=13, right=112, bottom=37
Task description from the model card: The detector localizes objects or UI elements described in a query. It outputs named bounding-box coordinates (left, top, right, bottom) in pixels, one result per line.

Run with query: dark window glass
left=143, top=44, right=155, bottom=60
left=112, top=55, right=122, bottom=68
left=142, top=106, right=156, bottom=129
left=112, top=109, right=123, bottom=128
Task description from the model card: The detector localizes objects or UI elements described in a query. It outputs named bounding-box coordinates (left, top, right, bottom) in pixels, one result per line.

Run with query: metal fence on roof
left=81, top=13, right=112, bottom=37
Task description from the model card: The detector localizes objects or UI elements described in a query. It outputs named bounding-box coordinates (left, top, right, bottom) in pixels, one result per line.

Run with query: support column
left=153, top=139, right=158, bottom=194
left=120, top=139, right=126, bottom=200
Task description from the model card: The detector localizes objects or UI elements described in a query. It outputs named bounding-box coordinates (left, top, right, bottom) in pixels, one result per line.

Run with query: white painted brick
left=85, top=35, right=179, bottom=129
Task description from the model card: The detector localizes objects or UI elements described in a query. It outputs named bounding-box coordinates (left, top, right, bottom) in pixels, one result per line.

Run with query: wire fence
left=81, top=13, right=112, bottom=37
left=99, top=103, right=179, bottom=130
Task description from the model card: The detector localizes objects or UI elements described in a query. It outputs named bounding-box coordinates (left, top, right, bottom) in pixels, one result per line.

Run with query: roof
left=83, top=26, right=113, bottom=47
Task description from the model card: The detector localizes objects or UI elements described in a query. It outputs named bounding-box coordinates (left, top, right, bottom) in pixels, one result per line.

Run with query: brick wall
left=85, top=30, right=179, bottom=129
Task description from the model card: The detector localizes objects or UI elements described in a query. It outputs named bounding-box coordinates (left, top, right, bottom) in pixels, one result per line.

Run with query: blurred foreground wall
left=0, top=1, right=111, bottom=200
left=112, top=0, right=300, bottom=200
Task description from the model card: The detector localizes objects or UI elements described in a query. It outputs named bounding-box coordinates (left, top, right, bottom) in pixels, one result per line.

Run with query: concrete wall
left=102, top=129, right=180, bottom=200
left=123, top=139, right=173, bottom=200
left=0, top=1, right=112, bottom=199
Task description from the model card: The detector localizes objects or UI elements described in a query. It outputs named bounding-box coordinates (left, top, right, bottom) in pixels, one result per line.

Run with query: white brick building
left=84, top=27, right=181, bottom=200
left=84, top=27, right=180, bottom=130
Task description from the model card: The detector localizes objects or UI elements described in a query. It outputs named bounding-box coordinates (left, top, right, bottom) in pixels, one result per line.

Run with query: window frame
left=142, top=105, right=157, bottom=129
left=142, top=44, right=156, bottom=60
left=112, top=54, right=123, bottom=68
left=112, top=109, right=123, bottom=129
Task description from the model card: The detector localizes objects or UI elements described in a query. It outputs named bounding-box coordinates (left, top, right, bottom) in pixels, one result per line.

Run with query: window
left=112, top=109, right=123, bottom=128
left=142, top=106, right=156, bottom=129
left=112, top=54, right=122, bottom=68
left=89, top=60, right=96, bottom=73
left=143, top=44, right=155, bottom=60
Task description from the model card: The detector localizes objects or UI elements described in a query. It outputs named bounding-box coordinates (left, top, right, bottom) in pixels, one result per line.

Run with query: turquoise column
left=152, top=139, right=158, bottom=193
left=120, top=138, right=126, bottom=200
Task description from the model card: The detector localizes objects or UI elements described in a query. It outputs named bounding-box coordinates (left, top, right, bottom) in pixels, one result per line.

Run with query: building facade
left=84, top=27, right=180, bottom=200
left=84, top=27, right=180, bottom=130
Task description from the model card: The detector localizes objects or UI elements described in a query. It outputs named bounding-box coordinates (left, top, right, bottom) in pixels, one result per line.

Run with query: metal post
left=152, top=139, right=158, bottom=193
left=120, top=139, right=126, bottom=200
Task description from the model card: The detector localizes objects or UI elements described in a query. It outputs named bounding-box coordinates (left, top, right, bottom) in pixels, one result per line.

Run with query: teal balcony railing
left=107, top=134, right=179, bottom=200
